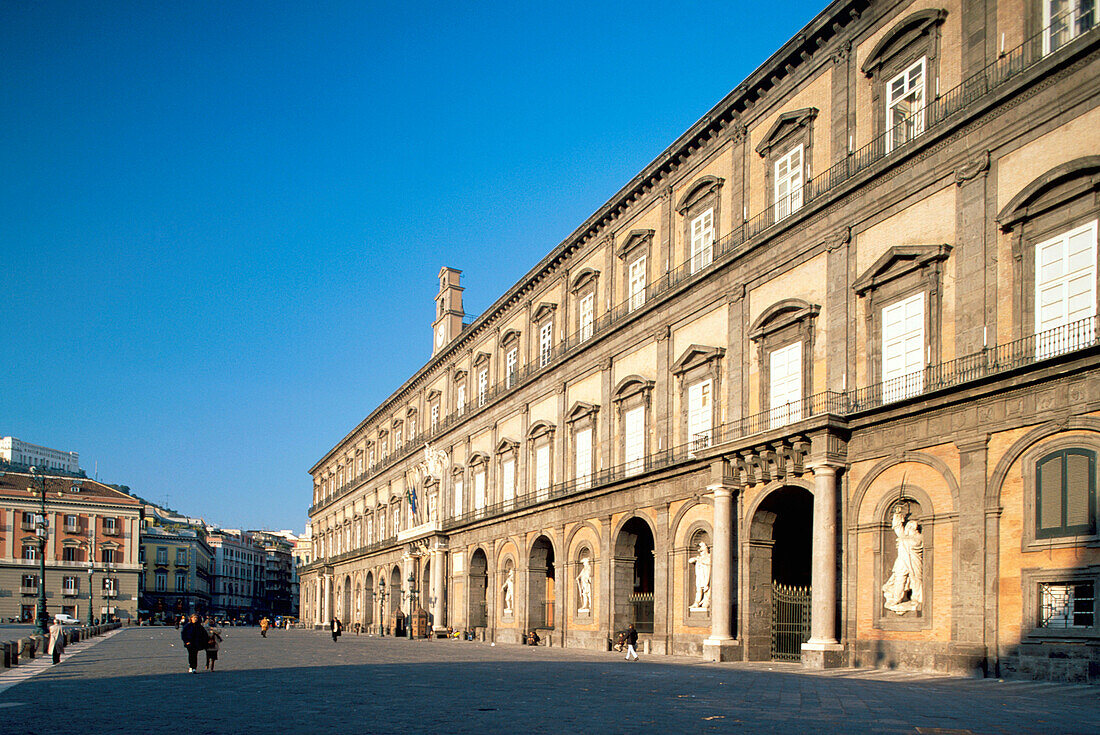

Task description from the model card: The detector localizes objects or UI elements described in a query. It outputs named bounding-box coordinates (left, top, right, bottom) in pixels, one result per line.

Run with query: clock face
left=435, top=325, right=445, bottom=346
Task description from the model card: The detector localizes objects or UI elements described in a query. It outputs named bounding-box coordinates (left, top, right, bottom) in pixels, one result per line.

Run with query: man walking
left=624, top=623, right=639, bottom=662
left=180, top=614, right=208, bottom=673
left=331, top=617, right=342, bottom=642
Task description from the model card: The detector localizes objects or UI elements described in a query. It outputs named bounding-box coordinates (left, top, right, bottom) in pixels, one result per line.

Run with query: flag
left=405, top=484, right=418, bottom=516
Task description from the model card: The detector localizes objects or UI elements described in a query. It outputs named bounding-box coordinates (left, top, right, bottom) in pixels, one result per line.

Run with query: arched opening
left=364, top=572, right=375, bottom=628
left=747, top=485, right=814, bottom=661
left=528, top=536, right=556, bottom=629
left=421, top=559, right=431, bottom=615
left=469, top=548, right=488, bottom=629
left=354, top=581, right=362, bottom=626
left=614, top=517, right=655, bottom=633
left=342, top=575, right=352, bottom=625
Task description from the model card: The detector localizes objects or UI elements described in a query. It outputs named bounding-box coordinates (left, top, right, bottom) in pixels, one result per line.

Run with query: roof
left=0, top=470, right=141, bottom=507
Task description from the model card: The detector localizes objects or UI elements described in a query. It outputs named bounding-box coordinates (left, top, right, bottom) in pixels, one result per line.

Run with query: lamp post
left=30, top=467, right=50, bottom=636
left=407, top=572, right=418, bottom=640
left=87, top=564, right=95, bottom=626
left=377, top=579, right=387, bottom=637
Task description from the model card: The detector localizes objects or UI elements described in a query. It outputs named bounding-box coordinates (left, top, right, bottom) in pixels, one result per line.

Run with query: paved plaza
left=0, top=627, right=1096, bottom=734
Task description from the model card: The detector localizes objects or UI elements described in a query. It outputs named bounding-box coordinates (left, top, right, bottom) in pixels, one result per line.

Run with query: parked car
left=54, top=614, right=82, bottom=625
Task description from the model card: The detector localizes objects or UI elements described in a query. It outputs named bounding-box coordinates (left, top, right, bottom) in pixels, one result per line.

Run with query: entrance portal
left=614, top=517, right=655, bottom=634
left=469, top=549, right=488, bottom=629
left=528, top=536, right=555, bottom=629
left=747, top=486, right=813, bottom=661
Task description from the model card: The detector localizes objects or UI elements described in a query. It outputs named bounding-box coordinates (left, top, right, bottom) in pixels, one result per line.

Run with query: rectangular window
left=358, top=456, right=364, bottom=473
left=23, top=545, right=37, bottom=560
left=62, top=576, right=77, bottom=595
left=155, top=572, right=166, bottom=592
left=156, top=547, right=168, bottom=565
left=774, top=145, right=804, bottom=221
left=769, top=342, right=803, bottom=427
left=456, top=384, right=466, bottom=412
left=103, top=516, right=117, bottom=534
left=506, top=348, right=518, bottom=387
left=103, top=577, right=118, bottom=593
left=478, top=368, right=488, bottom=407
left=1044, top=0, right=1096, bottom=54
left=176, top=548, right=188, bottom=566
left=474, top=469, right=486, bottom=511
left=408, top=417, right=416, bottom=438
left=882, top=291, right=925, bottom=401
left=575, top=427, right=592, bottom=489
left=102, top=547, right=116, bottom=564
left=688, top=379, right=714, bottom=449
left=628, top=257, right=647, bottom=312
left=431, top=404, right=439, bottom=431
left=690, top=209, right=715, bottom=274
left=22, top=574, right=39, bottom=592
left=453, top=477, right=464, bottom=517
left=175, top=572, right=186, bottom=592
left=579, top=293, right=594, bottom=341
left=381, top=439, right=388, bottom=459
left=540, top=321, right=554, bottom=367
left=22, top=511, right=35, bottom=530
left=62, top=546, right=80, bottom=562
left=395, top=428, right=402, bottom=447
left=502, top=457, right=516, bottom=504
left=624, top=405, right=645, bottom=476
left=369, top=447, right=376, bottom=466
left=1037, top=449, right=1096, bottom=538
left=64, top=514, right=79, bottom=533
left=535, top=443, right=551, bottom=497
left=1035, top=220, right=1097, bottom=358
left=886, top=58, right=925, bottom=152
left=1040, top=581, right=1095, bottom=628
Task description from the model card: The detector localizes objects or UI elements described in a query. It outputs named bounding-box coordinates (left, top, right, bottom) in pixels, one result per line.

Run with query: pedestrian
left=180, top=614, right=208, bottom=673
left=205, top=621, right=223, bottom=671
left=260, top=616, right=270, bottom=638
left=354, top=621, right=361, bottom=636
left=624, top=623, right=639, bottom=662
left=48, top=616, right=65, bottom=665
left=331, top=618, right=342, bottom=642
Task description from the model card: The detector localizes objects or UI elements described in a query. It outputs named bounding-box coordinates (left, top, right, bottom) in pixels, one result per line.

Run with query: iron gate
left=771, top=582, right=810, bottom=661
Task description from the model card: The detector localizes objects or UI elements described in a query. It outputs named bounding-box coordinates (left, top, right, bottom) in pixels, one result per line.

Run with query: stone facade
left=302, top=0, right=1100, bottom=681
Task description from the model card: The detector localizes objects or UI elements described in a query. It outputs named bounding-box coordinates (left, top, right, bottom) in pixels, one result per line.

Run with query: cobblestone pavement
left=0, top=627, right=1096, bottom=734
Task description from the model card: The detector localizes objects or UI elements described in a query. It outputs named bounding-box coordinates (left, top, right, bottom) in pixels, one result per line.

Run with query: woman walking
left=48, top=616, right=65, bottom=664
left=180, top=614, right=208, bottom=673
left=205, top=619, right=223, bottom=671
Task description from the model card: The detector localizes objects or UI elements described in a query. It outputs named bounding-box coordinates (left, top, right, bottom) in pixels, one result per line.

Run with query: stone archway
left=746, top=485, right=814, bottom=661
left=389, top=566, right=402, bottom=618
left=528, top=536, right=556, bottom=630
left=342, top=575, right=352, bottom=625
left=614, top=517, right=655, bottom=634
left=469, top=548, right=489, bottom=629
left=364, top=571, right=375, bottom=628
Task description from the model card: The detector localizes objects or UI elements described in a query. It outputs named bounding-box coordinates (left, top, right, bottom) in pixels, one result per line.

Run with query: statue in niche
left=502, top=568, right=515, bottom=614
left=576, top=556, right=592, bottom=612
left=688, top=541, right=712, bottom=611
left=882, top=503, right=924, bottom=613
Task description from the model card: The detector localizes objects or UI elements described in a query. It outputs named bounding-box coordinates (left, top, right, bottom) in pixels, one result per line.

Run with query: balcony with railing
left=308, top=19, right=1098, bottom=518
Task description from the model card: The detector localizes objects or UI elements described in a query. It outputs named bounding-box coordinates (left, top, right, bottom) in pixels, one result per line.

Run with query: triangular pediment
left=616, top=229, right=655, bottom=260
left=473, top=351, right=491, bottom=367
left=566, top=401, right=600, bottom=423
left=853, top=245, right=951, bottom=296
left=531, top=302, right=558, bottom=324
left=755, top=108, right=818, bottom=157
left=495, top=437, right=519, bottom=455
left=671, top=344, right=726, bottom=375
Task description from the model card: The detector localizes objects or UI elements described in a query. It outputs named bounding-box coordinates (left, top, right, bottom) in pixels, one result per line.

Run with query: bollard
left=1, top=641, right=8, bottom=668
left=642, top=639, right=651, bottom=654
left=9, top=640, right=18, bottom=667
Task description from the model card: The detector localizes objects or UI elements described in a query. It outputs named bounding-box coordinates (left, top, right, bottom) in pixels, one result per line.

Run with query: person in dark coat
left=624, top=623, right=639, bottom=661
left=331, top=618, right=342, bottom=642
left=180, top=614, right=208, bottom=673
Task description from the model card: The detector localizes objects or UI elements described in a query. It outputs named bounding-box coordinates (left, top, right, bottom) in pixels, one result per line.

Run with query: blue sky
left=1, top=1, right=824, bottom=531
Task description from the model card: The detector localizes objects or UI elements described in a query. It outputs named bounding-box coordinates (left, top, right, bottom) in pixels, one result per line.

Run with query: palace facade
left=301, top=0, right=1100, bottom=680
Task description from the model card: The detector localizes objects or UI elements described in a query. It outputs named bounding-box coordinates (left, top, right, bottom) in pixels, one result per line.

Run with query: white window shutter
left=882, top=292, right=925, bottom=400
left=769, top=342, right=802, bottom=426
left=575, top=427, right=592, bottom=487
left=502, top=458, right=515, bottom=503
left=624, top=405, right=645, bottom=476
left=535, top=443, right=551, bottom=496
left=687, top=379, right=713, bottom=449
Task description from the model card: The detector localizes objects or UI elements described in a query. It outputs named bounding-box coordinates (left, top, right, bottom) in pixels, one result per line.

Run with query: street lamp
left=87, top=564, right=95, bottom=626
left=377, top=579, right=387, bottom=637
left=29, top=466, right=49, bottom=636
left=407, top=572, right=418, bottom=640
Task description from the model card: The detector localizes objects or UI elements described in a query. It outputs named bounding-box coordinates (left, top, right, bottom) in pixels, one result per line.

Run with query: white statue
left=576, top=556, right=592, bottom=612
left=882, top=504, right=924, bottom=613
left=502, top=568, right=515, bottom=614
left=422, top=443, right=449, bottom=481
left=688, top=541, right=712, bottom=610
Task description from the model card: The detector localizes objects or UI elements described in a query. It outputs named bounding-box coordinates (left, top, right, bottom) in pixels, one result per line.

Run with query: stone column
left=431, top=541, right=446, bottom=635
left=703, top=481, right=739, bottom=662
left=402, top=554, right=415, bottom=614
left=324, top=573, right=335, bottom=628
left=803, top=463, right=843, bottom=668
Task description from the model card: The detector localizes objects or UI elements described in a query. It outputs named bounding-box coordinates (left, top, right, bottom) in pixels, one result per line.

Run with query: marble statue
left=502, top=568, right=515, bottom=613
left=576, top=556, right=592, bottom=612
left=882, top=504, right=924, bottom=613
left=688, top=541, right=711, bottom=610
left=422, top=443, right=449, bottom=481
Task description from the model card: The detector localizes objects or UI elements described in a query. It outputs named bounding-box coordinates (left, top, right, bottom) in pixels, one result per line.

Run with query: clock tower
left=432, top=267, right=465, bottom=356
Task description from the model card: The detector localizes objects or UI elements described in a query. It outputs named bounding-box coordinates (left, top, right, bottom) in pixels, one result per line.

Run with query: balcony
left=103, top=589, right=119, bottom=598
left=20, top=585, right=38, bottom=595
left=103, top=527, right=120, bottom=536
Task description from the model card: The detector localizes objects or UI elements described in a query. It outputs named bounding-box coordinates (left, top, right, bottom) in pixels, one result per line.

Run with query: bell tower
left=432, top=267, right=464, bottom=356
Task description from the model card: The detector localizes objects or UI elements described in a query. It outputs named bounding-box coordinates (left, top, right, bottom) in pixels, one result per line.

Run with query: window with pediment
left=861, top=9, right=947, bottom=152
left=570, top=269, right=600, bottom=341
left=671, top=346, right=725, bottom=450
left=613, top=375, right=654, bottom=476
left=496, top=438, right=519, bottom=506
left=532, top=303, right=557, bottom=369
left=749, top=300, right=820, bottom=428
left=854, top=244, right=950, bottom=402
left=474, top=352, right=491, bottom=407
left=616, top=230, right=654, bottom=312
left=756, top=108, right=817, bottom=222
left=500, top=329, right=521, bottom=388
left=677, top=176, right=723, bottom=274
left=566, top=402, right=599, bottom=489
left=453, top=369, right=468, bottom=414
left=528, top=420, right=556, bottom=499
